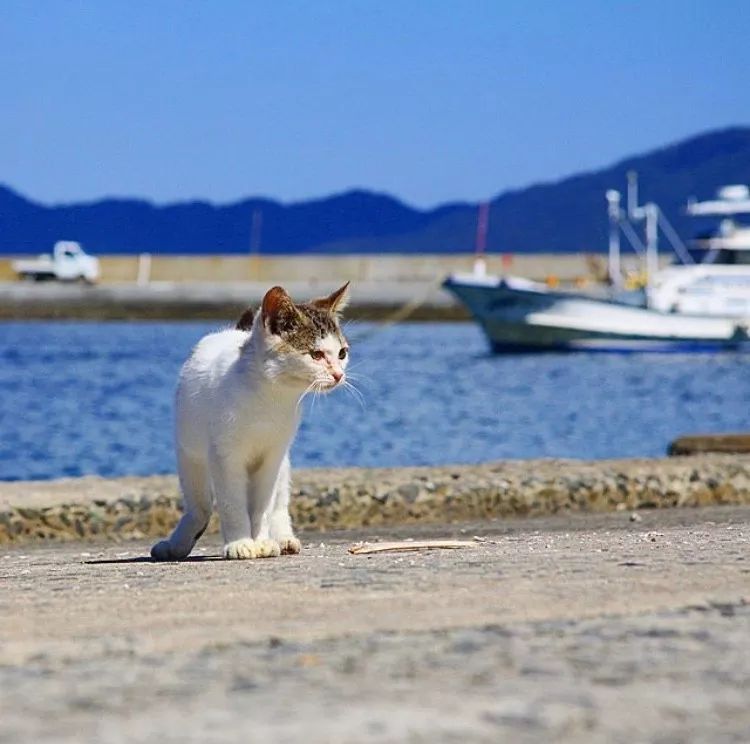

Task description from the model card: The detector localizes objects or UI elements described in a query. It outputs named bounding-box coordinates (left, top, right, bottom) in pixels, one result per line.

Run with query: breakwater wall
left=2, top=455, right=749, bottom=546
left=0, top=253, right=611, bottom=321
left=0, top=253, right=610, bottom=284
left=0, top=279, right=466, bottom=321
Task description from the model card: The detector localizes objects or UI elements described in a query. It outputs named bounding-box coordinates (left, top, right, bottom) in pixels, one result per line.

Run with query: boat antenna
left=627, top=170, right=643, bottom=220
left=644, top=202, right=659, bottom=290
left=606, top=190, right=622, bottom=286
left=473, top=201, right=490, bottom=277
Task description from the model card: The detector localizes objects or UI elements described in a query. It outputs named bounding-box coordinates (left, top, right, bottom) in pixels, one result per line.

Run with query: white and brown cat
left=151, top=283, right=350, bottom=561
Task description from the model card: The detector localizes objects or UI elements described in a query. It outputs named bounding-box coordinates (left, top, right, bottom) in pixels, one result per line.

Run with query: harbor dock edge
left=2, top=454, right=749, bottom=546
left=0, top=280, right=467, bottom=321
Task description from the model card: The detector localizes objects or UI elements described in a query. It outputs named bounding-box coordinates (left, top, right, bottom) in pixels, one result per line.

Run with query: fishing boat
left=443, top=179, right=750, bottom=352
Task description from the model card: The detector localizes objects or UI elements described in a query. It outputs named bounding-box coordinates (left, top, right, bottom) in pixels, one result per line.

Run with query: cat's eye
left=338, top=348, right=348, bottom=360
left=310, top=350, right=324, bottom=360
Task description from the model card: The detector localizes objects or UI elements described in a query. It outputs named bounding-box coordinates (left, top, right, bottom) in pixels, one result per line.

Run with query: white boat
left=444, top=180, right=750, bottom=352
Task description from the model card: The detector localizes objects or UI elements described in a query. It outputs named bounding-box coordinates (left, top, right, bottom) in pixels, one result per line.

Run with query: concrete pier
left=0, top=252, right=611, bottom=320
left=0, top=279, right=465, bottom=320
left=3, top=457, right=750, bottom=742
left=2, top=506, right=749, bottom=742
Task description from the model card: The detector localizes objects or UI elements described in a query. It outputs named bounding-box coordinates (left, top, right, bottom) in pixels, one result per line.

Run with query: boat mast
left=627, top=171, right=640, bottom=220
left=644, top=202, right=659, bottom=289
left=473, top=201, right=490, bottom=276
left=606, top=172, right=660, bottom=294
left=606, top=189, right=622, bottom=286
left=626, top=171, right=659, bottom=292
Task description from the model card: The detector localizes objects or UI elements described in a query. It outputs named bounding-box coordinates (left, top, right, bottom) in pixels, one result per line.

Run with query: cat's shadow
left=85, top=555, right=224, bottom=565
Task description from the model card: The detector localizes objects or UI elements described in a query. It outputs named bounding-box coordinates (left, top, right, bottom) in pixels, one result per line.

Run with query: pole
left=606, top=190, right=622, bottom=286
left=136, top=253, right=151, bottom=286
left=473, top=201, right=490, bottom=276
left=645, top=202, right=659, bottom=292
left=627, top=170, right=641, bottom=220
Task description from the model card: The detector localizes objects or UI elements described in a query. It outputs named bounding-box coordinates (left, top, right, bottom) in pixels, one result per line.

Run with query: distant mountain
left=2, top=127, right=750, bottom=255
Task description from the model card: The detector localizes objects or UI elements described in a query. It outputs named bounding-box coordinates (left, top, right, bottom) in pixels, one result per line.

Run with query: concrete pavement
left=1, top=506, right=749, bottom=742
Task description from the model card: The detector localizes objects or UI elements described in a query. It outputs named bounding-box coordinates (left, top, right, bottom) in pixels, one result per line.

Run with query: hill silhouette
left=2, top=127, right=749, bottom=255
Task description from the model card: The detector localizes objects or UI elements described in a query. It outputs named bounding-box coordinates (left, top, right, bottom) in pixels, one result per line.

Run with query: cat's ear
left=310, top=281, right=350, bottom=315
left=261, top=286, right=300, bottom=335
left=235, top=306, right=254, bottom=331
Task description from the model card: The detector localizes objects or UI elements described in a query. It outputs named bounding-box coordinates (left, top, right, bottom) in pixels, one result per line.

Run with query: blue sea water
left=1, top=320, right=749, bottom=481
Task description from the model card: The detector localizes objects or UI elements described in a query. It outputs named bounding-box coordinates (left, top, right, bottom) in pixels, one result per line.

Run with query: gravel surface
left=1, top=506, right=749, bottom=743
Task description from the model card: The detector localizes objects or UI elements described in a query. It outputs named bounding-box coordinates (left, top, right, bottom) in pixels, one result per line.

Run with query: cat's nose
left=331, top=370, right=343, bottom=383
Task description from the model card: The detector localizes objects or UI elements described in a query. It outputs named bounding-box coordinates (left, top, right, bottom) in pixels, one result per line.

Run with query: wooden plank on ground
left=348, top=540, right=476, bottom=555
left=668, top=433, right=750, bottom=456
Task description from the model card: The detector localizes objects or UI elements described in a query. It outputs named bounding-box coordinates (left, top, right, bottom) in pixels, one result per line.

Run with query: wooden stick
left=348, top=539, right=476, bottom=555
left=668, top=432, right=750, bottom=455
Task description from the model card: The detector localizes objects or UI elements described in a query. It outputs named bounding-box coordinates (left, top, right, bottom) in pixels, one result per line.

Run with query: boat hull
left=443, top=275, right=750, bottom=353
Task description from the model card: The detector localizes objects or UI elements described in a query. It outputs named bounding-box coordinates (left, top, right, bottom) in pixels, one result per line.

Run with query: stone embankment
left=1, top=455, right=749, bottom=546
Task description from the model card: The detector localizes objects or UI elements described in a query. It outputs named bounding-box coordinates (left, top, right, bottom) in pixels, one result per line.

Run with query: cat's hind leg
left=268, top=454, right=301, bottom=555
left=151, top=450, right=211, bottom=561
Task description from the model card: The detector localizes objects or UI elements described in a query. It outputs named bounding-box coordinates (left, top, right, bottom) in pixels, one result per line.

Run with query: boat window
left=712, top=250, right=734, bottom=265
left=686, top=248, right=750, bottom=265
left=686, top=248, right=711, bottom=263
left=712, top=249, right=750, bottom=265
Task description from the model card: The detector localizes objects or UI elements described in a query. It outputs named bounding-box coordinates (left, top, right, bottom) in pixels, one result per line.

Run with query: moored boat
left=444, top=180, right=750, bottom=352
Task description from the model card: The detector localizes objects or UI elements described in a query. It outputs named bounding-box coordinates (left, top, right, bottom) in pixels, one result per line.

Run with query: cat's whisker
left=297, top=380, right=319, bottom=413
left=341, top=379, right=366, bottom=409
left=342, top=318, right=361, bottom=333
left=349, top=379, right=366, bottom=400
left=342, top=361, right=373, bottom=383
left=308, top=384, right=318, bottom=413
left=344, top=387, right=365, bottom=411
left=345, top=361, right=372, bottom=374
left=314, top=387, right=323, bottom=412
left=344, top=371, right=373, bottom=385
left=309, top=378, right=330, bottom=412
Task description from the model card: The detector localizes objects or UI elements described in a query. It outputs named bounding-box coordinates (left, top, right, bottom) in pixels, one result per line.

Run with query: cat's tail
left=235, top=307, right=254, bottom=331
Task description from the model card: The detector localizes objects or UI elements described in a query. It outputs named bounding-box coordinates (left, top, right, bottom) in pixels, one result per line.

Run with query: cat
left=151, top=282, right=350, bottom=561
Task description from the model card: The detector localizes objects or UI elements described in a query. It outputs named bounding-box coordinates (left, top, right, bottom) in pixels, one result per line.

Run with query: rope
left=348, top=277, right=445, bottom=343
left=658, top=211, right=695, bottom=264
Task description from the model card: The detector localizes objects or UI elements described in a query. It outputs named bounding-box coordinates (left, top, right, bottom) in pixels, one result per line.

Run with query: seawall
left=0, top=252, right=623, bottom=321
left=2, top=455, right=749, bottom=546
left=0, top=253, right=609, bottom=284
left=0, top=280, right=466, bottom=321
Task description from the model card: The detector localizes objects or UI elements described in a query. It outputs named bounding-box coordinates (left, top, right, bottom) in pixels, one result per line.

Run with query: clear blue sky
left=2, top=0, right=749, bottom=208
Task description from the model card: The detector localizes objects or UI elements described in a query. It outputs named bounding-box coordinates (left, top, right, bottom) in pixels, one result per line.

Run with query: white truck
left=12, top=241, right=100, bottom=283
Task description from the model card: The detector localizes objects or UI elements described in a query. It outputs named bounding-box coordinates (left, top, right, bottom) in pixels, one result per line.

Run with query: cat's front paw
left=223, top=538, right=260, bottom=560
left=255, top=538, right=281, bottom=558
left=278, top=536, right=302, bottom=555
left=151, top=540, right=181, bottom=561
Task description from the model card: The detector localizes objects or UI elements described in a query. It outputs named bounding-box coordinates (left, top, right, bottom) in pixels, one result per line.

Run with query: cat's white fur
left=151, top=285, right=349, bottom=561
